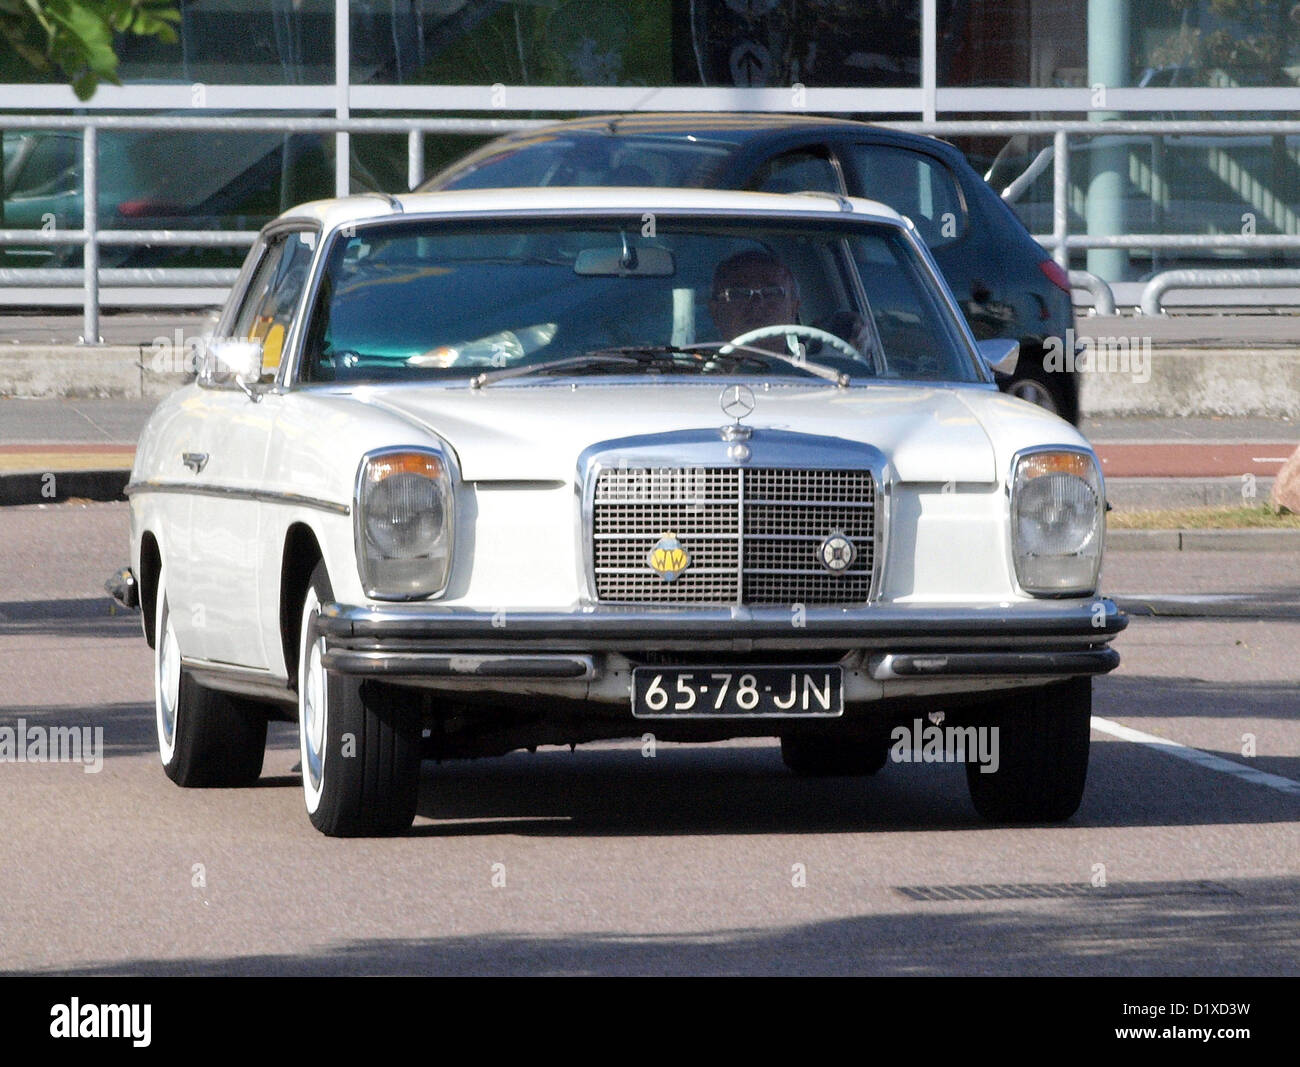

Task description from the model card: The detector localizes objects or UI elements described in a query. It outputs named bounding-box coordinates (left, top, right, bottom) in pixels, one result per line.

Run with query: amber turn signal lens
left=367, top=453, right=444, bottom=482
left=1018, top=451, right=1092, bottom=480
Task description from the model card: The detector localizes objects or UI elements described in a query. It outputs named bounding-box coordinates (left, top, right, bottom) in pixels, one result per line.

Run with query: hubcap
left=156, top=603, right=180, bottom=759
left=303, top=635, right=326, bottom=791
left=299, top=592, right=327, bottom=809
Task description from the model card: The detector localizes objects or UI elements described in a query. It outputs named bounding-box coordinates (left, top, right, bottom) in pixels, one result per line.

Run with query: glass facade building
left=2, top=0, right=1298, bottom=283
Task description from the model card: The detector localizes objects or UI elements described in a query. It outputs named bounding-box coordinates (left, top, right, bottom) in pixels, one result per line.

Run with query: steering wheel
left=717, top=323, right=865, bottom=363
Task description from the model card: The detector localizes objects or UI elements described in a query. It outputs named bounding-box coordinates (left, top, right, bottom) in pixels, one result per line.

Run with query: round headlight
left=1015, top=471, right=1100, bottom=556
left=365, top=471, right=444, bottom=557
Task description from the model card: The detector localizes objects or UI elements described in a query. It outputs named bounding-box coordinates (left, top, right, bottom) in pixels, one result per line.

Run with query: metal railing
left=4, top=115, right=1300, bottom=340
left=0, top=116, right=548, bottom=342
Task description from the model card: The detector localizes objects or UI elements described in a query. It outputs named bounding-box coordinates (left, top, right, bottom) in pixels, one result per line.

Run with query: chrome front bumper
left=315, top=598, right=1126, bottom=686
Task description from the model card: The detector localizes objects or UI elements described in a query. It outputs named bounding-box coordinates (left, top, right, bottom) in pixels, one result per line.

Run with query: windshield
left=297, top=215, right=979, bottom=386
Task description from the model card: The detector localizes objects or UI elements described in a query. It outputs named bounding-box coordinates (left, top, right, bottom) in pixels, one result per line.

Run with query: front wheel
left=154, top=568, right=267, bottom=787
left=964, top=677, right=1092, bottom=824
left=298, top=563, right=421, bottom=836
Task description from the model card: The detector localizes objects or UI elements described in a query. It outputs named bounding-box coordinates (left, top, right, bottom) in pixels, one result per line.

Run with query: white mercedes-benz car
left=109, top=187, right=1125, bottom=836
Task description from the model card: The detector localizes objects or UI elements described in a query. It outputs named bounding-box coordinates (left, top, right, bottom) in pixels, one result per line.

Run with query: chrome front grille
left=592, top=466, right=876, bottom=605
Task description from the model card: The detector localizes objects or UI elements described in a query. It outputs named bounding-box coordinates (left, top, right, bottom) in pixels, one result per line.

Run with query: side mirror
left=199, top=338, right=264, bottom=397
left=976, top=338, right=1019, bottom=376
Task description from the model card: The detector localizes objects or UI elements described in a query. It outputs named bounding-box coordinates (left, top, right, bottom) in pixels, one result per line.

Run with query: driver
left=709, top=250, right=801, bottom=353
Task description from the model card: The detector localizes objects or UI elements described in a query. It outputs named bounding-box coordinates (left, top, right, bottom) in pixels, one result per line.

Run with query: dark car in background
left=421, top=113, right=1079, bottom=422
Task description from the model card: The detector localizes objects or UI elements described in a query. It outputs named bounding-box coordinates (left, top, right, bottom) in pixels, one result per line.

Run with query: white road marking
left=1251, top=457, right=1289, bottom=463
left=1092, top=716, right=1300, bottom=796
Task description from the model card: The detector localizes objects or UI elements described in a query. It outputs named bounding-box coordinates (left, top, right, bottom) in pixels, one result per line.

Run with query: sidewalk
left=0, top=398, right=152, bottom=505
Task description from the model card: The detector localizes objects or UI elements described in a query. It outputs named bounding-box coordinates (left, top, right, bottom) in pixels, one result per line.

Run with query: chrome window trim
left=125, top=480, right=349, bottom=516
left=1005, top=443, right=1105, bottom=600
left=286, top=205, right=983, bottom=388
left=352, top=443, right=460, bottom=602
left=213, top=218, right=324, bottom=391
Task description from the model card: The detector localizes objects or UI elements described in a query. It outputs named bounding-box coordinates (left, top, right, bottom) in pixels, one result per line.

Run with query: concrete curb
left=1078, top=347, right=1300, bottom=418
left=1106, top=476, right=1277, bottom=510
left=0, top=345, right=189, bottom=399
left=1107, top=528, right=1300, bottom=551
left=0, top=469, right=128, bottom=506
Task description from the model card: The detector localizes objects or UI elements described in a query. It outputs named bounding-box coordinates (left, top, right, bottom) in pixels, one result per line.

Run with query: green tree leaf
left=0, top=0, right=179, bottom=99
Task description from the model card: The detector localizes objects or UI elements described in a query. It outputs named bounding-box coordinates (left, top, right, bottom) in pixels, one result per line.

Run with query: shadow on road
left=0, top=597, right=139, bottom=638
left=18, top=874, right=1299, bottom=976
left=1099, top=675, right=1300, bottom=721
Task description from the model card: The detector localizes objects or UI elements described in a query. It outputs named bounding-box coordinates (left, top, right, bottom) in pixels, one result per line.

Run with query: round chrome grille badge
left=818, top=532, right=856, bottom=574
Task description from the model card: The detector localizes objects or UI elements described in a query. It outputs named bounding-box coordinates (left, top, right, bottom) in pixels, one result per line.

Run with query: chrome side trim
left=125, top=480, right=350, bottom=516
left=181, top=658, right=296, bottom=709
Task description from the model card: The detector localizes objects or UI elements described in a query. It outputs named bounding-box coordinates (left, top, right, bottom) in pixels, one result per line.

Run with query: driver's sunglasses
left=714, top=284, right=789, bottom=304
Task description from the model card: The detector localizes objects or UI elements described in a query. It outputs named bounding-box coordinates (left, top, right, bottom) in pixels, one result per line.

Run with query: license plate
left=631, top=667, right=843, bottom=718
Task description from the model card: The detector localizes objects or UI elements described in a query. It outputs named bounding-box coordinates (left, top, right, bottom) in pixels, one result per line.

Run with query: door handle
left=182, top=452, right=209, bottom=473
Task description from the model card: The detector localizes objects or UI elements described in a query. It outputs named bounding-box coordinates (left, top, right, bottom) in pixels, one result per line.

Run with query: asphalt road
left=0, top=502, right=1296, bottom=976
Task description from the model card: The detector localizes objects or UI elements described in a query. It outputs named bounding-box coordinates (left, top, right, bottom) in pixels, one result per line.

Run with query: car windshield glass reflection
left=298, top=217, right=976, bottom=385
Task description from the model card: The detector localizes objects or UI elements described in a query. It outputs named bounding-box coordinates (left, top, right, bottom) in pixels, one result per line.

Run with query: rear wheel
left=781, top=735, right=889, bottom=777
left=154, top=568, right=267, bottom=787
left=965, top=677, right=1092, bottom=823
left=298, top=563, right=421, bottom=836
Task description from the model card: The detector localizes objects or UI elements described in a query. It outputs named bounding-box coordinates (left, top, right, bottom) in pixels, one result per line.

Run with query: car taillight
left=117, top=199, right=185, bottom=218
left=1039, top=258, right=1071, bottom=294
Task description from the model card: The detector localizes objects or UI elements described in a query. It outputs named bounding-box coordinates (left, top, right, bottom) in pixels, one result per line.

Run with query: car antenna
left=791, top=190, right=853, bottom=212
left=361, top=191, right=403, bottom=213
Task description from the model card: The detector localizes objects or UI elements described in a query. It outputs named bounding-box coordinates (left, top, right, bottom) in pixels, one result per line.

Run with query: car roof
left=492, top=112, right=908, bottom=143
left=278, top=185, right=910, bottom=232
left=452, top=112, right=958, bottom=157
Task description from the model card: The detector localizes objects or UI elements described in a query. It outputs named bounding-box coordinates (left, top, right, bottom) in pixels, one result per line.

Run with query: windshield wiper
left=468, top=342, right=852, bottom=389
left=682, top=342, right=850, bottom=387
left=469, top=352, right=643, bottom=388
left=470, top=346, right=740, bottom=388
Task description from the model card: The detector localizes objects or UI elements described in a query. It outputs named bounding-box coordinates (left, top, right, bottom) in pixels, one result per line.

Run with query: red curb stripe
left=1095, top=443, right=1297, bottom=478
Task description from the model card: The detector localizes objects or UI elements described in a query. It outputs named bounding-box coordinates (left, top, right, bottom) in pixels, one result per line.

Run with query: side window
left=229, top=231, right=316, bottom=373
left=842, top=145, right=966, bottom=248
left=749, top=150, right=843, bottom=195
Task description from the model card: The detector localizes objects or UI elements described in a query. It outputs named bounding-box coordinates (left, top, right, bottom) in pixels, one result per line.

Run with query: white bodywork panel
left=127, top=186, right=1101, bottom=686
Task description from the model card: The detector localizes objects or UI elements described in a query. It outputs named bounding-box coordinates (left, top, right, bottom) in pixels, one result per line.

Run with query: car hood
left=343, top=380, right=1051, bottom=484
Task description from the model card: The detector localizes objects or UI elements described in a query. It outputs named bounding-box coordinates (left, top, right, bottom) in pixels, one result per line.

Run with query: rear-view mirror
left=574, top=245, right=675, bottom=277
